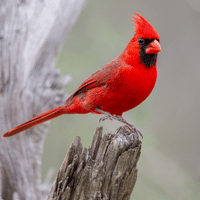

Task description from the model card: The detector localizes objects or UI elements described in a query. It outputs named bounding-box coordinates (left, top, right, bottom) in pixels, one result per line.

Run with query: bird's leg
left=96, top=109, right=114, bottom=122
left=95, top=108, right=143, bottom=138
left=113, top=115, right=143, bottom=139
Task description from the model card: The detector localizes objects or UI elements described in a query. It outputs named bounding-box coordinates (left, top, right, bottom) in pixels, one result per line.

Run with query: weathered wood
left=0, top=1, right=89, bottom=199
left=48, top=126, right=141, bottom=200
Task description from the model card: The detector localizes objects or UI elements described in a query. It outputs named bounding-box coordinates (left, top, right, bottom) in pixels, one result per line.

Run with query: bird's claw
left=99, top=113, right=113, bottom=123
left=129, top=125, right=143, bottom=139
left=96, top=108, right=143, bottom=139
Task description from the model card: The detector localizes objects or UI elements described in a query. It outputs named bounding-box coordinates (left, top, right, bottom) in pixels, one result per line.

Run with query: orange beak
left=145, top=39, right=161, bottom=54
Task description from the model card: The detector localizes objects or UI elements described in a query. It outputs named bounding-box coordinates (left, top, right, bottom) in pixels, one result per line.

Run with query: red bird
left=3, top=13, right=161, bottom=138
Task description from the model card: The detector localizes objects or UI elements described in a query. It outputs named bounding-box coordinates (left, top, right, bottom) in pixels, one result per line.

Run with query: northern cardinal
left=3, top=13, right=161, bottom=138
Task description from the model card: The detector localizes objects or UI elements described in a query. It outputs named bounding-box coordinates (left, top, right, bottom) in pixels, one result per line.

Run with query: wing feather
left=72, top=59, right=120, bottom=97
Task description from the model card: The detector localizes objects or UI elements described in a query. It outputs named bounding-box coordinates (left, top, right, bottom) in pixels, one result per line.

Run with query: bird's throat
left=140, top=52, right=157, bottom=68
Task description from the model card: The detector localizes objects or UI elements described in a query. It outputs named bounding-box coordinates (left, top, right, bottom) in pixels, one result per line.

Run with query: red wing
left=72, top=59, right=120, bottom=97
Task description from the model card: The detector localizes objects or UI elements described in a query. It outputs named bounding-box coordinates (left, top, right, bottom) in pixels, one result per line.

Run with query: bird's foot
left=96, top=108, right=143, bottom=139
left=98, top=110, right=114, bottom=123
left=127, top=124, right=143, bottom=139
left=113, top=115, right=143, bottom=138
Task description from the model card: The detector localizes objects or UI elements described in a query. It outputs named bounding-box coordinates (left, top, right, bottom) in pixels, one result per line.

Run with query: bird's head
left=132, top=12, right=161, bottom=68
left=122, top=13, right=161, bottom=68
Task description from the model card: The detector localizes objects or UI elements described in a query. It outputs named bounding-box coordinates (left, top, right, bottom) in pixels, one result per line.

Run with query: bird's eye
left=138, top=38, right=145, bottom=44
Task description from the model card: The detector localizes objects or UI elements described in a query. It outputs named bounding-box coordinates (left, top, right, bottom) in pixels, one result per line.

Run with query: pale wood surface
left=0, top=1, right=88, bottom=199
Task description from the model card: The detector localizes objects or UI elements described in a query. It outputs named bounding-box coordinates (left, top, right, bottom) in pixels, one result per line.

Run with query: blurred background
left=42, top=0, right=200, bottom=199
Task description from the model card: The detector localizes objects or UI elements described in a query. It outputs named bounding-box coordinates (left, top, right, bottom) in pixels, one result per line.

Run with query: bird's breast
left=100, top=64, right=157, bottom=114
left=123, top=64, right=157, bottom=106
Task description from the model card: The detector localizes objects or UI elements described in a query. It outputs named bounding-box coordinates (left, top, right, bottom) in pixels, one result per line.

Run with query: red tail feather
left=3, top=107, right=64, bottom=137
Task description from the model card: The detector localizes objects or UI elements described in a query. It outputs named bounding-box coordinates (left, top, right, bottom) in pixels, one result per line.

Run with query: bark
left=48, top=126, right=141, bottom=200
left=0, top=0, right=89, bottom=199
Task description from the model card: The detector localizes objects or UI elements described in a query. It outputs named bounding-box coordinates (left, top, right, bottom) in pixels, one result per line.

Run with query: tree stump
left=48, top=126, right=141, bottom=200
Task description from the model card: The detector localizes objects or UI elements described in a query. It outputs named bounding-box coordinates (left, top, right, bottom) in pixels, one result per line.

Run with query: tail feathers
left=3, top=106, right=64, bottom=137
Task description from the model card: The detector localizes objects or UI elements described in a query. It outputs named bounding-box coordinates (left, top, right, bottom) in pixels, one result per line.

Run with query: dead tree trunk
left=48, top=126, right=141, bottom=200
left=0, top=1, right=89, bottom=199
